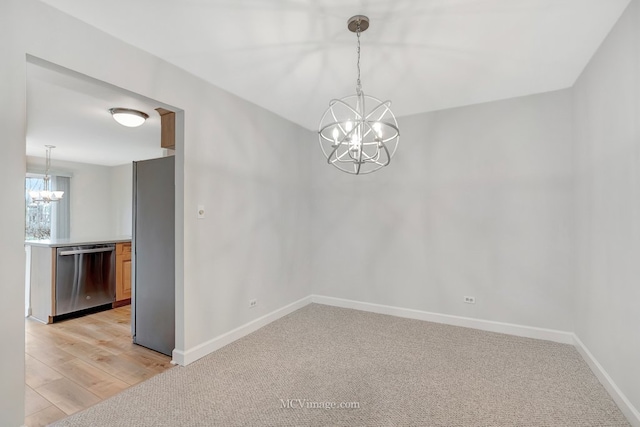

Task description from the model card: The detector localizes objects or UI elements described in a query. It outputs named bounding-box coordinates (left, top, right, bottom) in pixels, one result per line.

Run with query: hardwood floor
left=24, top=306, right=173, bottom=427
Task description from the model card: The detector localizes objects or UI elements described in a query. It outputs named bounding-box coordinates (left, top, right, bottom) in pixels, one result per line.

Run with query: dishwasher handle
left=59, top=247, right=115, bottom=256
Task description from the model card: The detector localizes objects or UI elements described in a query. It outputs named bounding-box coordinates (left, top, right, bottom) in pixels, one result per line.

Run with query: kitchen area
left=23, top=59, right=178, bottom=426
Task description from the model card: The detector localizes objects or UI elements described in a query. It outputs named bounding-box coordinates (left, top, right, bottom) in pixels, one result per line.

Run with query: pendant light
left=318, top=15, right=400, bottom=175
left=30, top=145, right=64, bottom=203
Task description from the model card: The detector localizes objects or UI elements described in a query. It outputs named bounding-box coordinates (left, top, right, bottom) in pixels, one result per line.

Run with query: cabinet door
left=122, top=257, right=132, bottom=299
left=115, top=243, right=132, bottom=302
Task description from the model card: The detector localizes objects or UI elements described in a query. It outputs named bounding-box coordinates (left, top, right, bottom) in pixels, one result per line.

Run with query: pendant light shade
left=109, top=108, right=149, bottom=128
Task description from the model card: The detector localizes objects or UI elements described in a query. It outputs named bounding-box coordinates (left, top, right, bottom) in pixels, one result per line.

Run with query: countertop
left=25, top=236, right=132, bottom=248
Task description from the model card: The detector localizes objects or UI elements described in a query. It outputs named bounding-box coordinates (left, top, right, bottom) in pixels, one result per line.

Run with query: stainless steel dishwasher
left=55, top=244, right=116, bottom=316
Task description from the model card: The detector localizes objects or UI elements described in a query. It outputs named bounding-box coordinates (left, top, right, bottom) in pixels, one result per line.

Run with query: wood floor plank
left=24, top=405, right=67, bottom=427
left=29, top=321, right=105, bottom=350
left=82, top=318, right=131, bottom=338
left=26, top=336, right=75, bottom=366
left=25, top=354, right=64, bottom=389
left=35, top=378, right=101, bottom=415
left=124, top=346, right=174, bottom=371
left=25, top=386, right=51, bottom=417
left=58, top=337, right=121, bottom=359
left=89, top=336, right=131, bottom=355
left=26, top=327, right=73, bottom=348
left=55, top=358, right=129, bottom=399
left=50, top=323, right=109, bottom=347
left=25, top=318, right=47, bottom=333
left=90, top=307, right=130, bottom=325
left=60, top=317, right=128, bottom=339
left=82, top=351, right=162, bottom=385
left=63, top=324, right=131, bottom=355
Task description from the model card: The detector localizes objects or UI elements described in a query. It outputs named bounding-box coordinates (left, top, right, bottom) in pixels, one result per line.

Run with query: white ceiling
left=38, top=0, right=629, bottom=132
left=27, top=61, right=164, bottom=166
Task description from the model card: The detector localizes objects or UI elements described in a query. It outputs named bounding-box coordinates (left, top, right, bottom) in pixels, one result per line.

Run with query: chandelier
left=30, top=145, right=64, bottom=203
left=318, top=15, right=399, bottom=175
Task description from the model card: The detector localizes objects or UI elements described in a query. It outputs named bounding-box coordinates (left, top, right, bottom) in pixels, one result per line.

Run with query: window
left=25, top=176, right=51, bottom=240
left=25, top=174, right=70, bottom=241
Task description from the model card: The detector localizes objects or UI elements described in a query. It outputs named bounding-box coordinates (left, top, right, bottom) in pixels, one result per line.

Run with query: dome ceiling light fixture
left=318, top=15, right=400, bottom=175
left=109, top=107, right=149, bottom=128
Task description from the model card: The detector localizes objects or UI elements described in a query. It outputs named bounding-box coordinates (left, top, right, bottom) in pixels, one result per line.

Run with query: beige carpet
left=51, top=304, right=629, bottom=426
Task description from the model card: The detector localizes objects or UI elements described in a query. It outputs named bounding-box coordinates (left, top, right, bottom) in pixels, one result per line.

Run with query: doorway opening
left=23, top=56, right=183, bottom=427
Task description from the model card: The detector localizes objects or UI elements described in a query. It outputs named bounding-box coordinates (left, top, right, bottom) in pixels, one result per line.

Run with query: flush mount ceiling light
left=29, top=145, right=64, bottom=203
left=109, top=108, right=149, bottom=128
left=318, top=15, right=399, bottom=175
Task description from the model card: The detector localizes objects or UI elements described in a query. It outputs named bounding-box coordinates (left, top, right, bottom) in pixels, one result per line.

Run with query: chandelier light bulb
left=349, top=135, right=361, bottom=158
left=373, top=122, right=382, bottom=139
left=345, top=121, right=353, bottom=133
left=332, top=128, right=339, bottom=144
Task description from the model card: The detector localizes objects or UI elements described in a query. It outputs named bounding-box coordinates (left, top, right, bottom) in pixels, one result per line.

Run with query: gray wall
left=573, top=0, right=640, bottom=412
left=110, top=163, right=133, bottom=236
left=27, top=156, right=127, bottom=239
left=0, top=2, right=27, bottom=424
left=311, top=89, right=575, bottom=332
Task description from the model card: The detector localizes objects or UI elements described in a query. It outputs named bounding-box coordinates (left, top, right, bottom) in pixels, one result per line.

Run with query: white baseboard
left=171, top=294, right=573, bottom=366
left=310, top=295, right=574, bottom=344
left=172, top=295, right=312, bottom=366
left=573, top=334, right=640, bottom=427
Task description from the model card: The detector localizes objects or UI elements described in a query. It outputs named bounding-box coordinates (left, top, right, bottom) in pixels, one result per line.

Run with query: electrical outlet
left=464, top=296, right=476, bottom=304
left=249, top=299, right=257, bottom=308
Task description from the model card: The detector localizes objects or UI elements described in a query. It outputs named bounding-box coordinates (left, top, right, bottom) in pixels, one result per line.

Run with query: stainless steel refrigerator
left=132, top=156, right=175, bottom=356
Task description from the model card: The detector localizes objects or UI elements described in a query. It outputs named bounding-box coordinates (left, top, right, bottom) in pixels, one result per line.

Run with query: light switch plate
left=197, top=205, right=205, bottom=219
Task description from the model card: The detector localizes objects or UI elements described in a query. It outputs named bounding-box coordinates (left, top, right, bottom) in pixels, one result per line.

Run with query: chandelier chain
left=45, top=147, right=51, bottom=175
left=356, top=21, right=361, bottom=93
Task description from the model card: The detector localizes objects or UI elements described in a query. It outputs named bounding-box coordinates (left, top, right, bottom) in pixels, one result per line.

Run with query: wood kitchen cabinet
left=115, top=242, right=132, bottom=306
